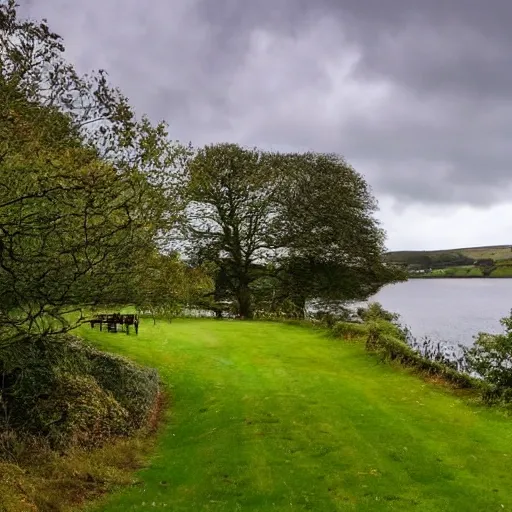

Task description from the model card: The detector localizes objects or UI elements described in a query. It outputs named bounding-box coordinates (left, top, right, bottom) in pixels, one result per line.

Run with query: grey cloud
left=199, top=0, right=512, bottom=98
left=18, top=0, right=512, bottom=208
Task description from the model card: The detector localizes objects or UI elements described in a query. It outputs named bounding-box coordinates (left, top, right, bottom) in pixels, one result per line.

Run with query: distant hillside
left=385, top=245, right=512, bottom=278
left=386, top=245, right=512, bottom=263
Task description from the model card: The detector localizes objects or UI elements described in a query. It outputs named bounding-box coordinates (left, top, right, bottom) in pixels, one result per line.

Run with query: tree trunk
left=237, top=286, right=253, bottom=319
left=292, top=296, right=307, bottom=319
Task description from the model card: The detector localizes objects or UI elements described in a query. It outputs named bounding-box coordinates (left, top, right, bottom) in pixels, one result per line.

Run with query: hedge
left=365, top=325, right=481, bottom=390
left=331, top=321, right=369, bottom=339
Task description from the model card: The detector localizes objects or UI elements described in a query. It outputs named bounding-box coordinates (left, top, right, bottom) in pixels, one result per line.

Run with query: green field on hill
left=386, top=244, right=512, bottom=277
left=76, top=319, right=512, bottom=511
left=386, top=244, right=512, bottom=263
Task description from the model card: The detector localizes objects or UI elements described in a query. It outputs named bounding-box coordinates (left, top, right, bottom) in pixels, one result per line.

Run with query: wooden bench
left=90, top=313, right=139, bottom=334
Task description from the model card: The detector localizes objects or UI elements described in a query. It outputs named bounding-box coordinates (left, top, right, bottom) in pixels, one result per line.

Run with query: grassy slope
left=460, top=246, right=512, bottom=260
left=409, top=266, right=512, bottom=278
left=387, top=245, right=512, bottom=262
left=78, top=319, right=512, bottom=512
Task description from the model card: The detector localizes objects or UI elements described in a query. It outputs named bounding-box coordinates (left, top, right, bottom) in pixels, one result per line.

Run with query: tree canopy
left=180, top=144, right=404, bottom=318
left=0, top=1, right=193, bottom=344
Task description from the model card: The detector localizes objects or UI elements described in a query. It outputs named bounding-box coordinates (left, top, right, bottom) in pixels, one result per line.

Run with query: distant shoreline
left=408, top=275, right=512, bottom=280
left=386, top=245, right=512, bottom=279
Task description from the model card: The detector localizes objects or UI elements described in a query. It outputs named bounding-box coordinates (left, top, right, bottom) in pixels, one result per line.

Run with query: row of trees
left=181, top=144, right=402, bottom=318
left=0, top=1, right=404, bottom=346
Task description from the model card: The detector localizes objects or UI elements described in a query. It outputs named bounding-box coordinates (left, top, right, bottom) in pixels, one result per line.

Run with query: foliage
left=0, top=88, right=159, bottom=342
left=0, top=334, right=159, bottom=450
left=0, top=2, right=186, bottom=344
left=134, top=252, right=213, bottom=323
left=182, top=143, right=280, bottom=318
left=405, top=335, right=468, bottom=372
left=0, top=430, right=156, bottom=512
left=1, top=0, right=187, bottom=184
left=365, top=325, right=478, bottom=390
left=494, top=258, right=512, bottom=267
left=330, top=303, right=480, bottom=391
left=356, top=302, right=399, bottom=323
left=310, top=306, right=355, bottom=326
left=465, top=312, right=512, bottom=398
left=331, top=321, right=369, bottom=339
left=384, top=250, right=474, bottom=269
left=181, top=144, right=403, bottom=318
left=489, top=266, right=512, bottom=278
left=330, top=304, right=512, bottom=404
left=85, top=346, right=160, bottom=429
left=274, top=152, right=406, bottom=312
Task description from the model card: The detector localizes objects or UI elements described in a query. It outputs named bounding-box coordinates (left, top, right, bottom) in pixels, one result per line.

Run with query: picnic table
left=90, top=313, right=139, bottom=334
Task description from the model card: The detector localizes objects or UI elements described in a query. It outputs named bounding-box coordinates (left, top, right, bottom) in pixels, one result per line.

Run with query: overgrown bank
left=0, top=333, right=161, bottom=511
left=326, top=303, right=512, bottom=406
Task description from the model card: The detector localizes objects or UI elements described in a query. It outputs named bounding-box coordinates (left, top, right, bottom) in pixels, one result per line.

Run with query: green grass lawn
left=78, top=319, right=512, bottom=511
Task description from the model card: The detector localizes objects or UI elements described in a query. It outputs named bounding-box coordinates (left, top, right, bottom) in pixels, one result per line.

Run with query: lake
left=368, top=279, right=512, bottom=347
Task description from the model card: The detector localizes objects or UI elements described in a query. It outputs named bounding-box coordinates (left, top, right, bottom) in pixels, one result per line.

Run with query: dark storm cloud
left=18, top=0, right=512, bottom=207
left=199, top=0, right=512, bottom=98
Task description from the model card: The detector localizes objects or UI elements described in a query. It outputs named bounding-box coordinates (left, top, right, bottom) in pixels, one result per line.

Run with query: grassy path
left=79, top=319, right=512, bottom=511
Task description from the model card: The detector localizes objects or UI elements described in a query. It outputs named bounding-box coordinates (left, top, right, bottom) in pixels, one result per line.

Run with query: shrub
left=465, top=313, right=512, bottom=397
left=40, top=373, right=129, bottom=450
left=0, top=334, right=159, bottom=450
left=368, top=319, right=405, bottom=339
left=357, top=302, right=399, bottom=323
left=86, top=347, right=159, bottom=429
left=339, top=305, right=512, bottom=402
left=331, top=322, right=369, bottom=339
left=311, top=307, right=355, bottom=328
left=366, top=328, right=478, bottom=390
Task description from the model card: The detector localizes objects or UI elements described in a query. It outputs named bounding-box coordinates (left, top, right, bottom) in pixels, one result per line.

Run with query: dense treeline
left=384, top=250, right=475, bottom=269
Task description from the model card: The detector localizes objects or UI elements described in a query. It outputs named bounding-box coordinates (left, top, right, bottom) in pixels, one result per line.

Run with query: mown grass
left=73, top=318, right=512, bottom=511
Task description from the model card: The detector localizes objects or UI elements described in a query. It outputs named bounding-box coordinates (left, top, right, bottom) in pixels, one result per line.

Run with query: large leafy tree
left=181, top=144, right=404, bottom=318
left=274, top=152, right=405, bottom=315
left=0, top=2, right=185, bottom=343
left=0, top=79, right=162, bottom=344
left=183, top=143, right=281, bottom=318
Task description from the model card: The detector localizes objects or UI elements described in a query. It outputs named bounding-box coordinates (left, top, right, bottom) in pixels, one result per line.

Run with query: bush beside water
left=330, top=302, right=512, bottom=404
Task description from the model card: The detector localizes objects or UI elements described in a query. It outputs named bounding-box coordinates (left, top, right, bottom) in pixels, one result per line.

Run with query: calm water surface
left=369, top=279, right=512, bottom=346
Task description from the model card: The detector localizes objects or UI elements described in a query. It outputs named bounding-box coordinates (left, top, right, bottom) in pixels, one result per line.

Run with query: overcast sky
left=19, top=0, right=512, bottom=251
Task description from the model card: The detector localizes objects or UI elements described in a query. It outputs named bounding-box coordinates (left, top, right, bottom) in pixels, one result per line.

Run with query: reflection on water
left=367, top=279, right=512, bottom=346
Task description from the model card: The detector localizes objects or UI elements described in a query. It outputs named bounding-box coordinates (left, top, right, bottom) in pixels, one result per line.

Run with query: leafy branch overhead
left=0, top=1, right=193, bottom=343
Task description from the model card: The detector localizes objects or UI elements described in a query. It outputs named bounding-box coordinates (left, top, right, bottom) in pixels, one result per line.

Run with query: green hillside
left=385, top=245, right=512, bottom=278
